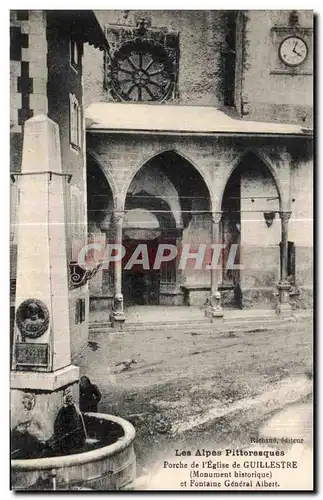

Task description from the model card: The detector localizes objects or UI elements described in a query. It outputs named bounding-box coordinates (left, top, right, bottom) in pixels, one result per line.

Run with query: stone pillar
left=100, top=214, right=114, bottom=298
left=205, top=211, right=224, bottom=319
left=276, top=211, right=293, bottom=316
left=109, top=210, right=126, bottom=327
left=87, top=228, right=105, bottom=296
left=10, top=115, right=79, bottom=442
left=175, top=231, right=183, bottom=290
left=100, top=229, right=111, bottom=294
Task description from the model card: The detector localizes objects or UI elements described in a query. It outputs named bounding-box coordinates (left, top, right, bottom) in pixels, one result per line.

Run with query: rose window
left=110, top=40, right=174, bottom=103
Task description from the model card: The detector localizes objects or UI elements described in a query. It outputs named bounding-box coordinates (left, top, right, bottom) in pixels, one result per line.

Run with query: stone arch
left=217, top=148, right=285, bottom=213
left=126, top=162, right=183, bottom=228
left=121, top=148, right=215, bottom=212
left=87, top=148, right=118, bottom=209
left=125, top=193, right=178, bottom=230
left=87, top=150, right=117, bottom=233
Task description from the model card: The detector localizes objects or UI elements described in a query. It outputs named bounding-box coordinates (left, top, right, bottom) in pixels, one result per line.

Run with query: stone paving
left=73, top=314, right=313, bottom=477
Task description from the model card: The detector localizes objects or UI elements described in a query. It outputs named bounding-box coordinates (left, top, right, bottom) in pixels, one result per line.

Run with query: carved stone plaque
left=15, top=299, right=50, bottom=340
left=15, top=343, right=49, bottom=368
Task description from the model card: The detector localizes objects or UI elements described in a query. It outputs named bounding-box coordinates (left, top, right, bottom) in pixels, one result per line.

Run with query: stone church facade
left=83, top=10, right=313, bottom=325
left=10, top=10, right=313, bottom=354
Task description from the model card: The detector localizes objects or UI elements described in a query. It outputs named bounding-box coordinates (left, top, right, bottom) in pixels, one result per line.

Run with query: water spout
left=72, top=404, right=100, bottom=446
left=51, top=470, right=57, bottom=491
left=73, top=404, right=88, bottom=440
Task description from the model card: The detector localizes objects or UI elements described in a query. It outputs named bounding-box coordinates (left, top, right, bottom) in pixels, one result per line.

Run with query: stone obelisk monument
left=10, top=115, right=79, bottom=441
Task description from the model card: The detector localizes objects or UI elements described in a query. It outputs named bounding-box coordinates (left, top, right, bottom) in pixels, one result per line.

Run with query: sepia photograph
left=9, top=8, right=313, bottom=491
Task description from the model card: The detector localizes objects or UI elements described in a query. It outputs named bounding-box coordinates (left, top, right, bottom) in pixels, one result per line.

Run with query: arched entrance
left=87, top=154, right=115, bottom=299
left=122, top=203, right=177, bottom=306
left=221, top=152, right=281, bottom=308
left=123, top=150, right=211, bottom=308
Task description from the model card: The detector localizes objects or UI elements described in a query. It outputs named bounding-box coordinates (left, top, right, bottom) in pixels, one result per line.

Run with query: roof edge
left=47, top=10, right=109, bottom=52
left=86, top=127, right=313, bottom=138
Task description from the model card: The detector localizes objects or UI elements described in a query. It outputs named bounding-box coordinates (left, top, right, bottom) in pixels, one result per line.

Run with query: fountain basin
left=11, top=413, right=136, bottom=491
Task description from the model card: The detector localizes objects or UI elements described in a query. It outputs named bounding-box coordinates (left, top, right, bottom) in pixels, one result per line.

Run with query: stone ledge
left=10, top=364, right=79, bottom=392
left=160, top=290, right=183, bottom=296
left=181, top=284, right=209, bottom=291
left=181, top=284, right=235, bottom=291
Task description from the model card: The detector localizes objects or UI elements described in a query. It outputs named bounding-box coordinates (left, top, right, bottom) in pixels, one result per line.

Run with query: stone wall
left=88, top=132, right=313, bottom=309
left=238, top=10, right=313, bottom=126
left=87, top=133, right=301, bottom=212
left=10, top=10, right=48, bottom=173
left=84, top=10, right=234, bottom=107
left=10, top=10, right=48, bottom=135
left=87, top=133, right=227, bottom=210
left=84, top=9, right=313, bottom=127
left=181, top=215, right=211, bottom=288
left=240, top=165, right=280, bottom=298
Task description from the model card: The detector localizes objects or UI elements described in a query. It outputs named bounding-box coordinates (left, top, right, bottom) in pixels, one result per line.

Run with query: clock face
left=279, top=36, right=308, bottom=67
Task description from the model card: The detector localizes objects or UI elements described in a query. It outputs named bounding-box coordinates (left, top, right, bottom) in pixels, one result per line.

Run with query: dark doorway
left=123, top=271, right=160, bottom=306
left=123, top=238, right=160, bottom=306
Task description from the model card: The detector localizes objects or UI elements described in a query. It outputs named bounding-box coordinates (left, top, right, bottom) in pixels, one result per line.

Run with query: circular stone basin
left=11, top=413, right=136, bottom=491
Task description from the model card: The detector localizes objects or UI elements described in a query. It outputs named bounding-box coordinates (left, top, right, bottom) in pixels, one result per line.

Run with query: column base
left=275, top=302, right=294, bottom=318
left=110, top=293, right=126, bottom=328
left=205, top=306, right=224, bottom=319
left=109, top=310, right=126, bottom=328
left=205, top=291, right=224, bottom=320
left=276, top=281, right=293, bottom=318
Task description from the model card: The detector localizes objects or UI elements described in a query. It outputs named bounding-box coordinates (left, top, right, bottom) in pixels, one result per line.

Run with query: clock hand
left=292, top=43, right=302, bottom=57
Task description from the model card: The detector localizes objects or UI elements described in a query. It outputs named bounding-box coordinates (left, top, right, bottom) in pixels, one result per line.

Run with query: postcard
left=10, top=9, right=313, bottom=491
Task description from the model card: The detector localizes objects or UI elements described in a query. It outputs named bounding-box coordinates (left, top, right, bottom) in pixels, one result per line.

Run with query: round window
left=110, top=40, right=174, bottom=103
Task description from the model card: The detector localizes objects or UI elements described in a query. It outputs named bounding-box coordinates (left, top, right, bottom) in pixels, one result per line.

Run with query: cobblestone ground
left=74, top=318, right=313, bottom=475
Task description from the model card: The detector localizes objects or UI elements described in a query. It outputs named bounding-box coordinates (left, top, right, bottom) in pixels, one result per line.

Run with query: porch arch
left=87, top=148, right=118, bottom=210
left=219, top=149, right=285, bottom=309
left=121, top=148, right=215, bottom=212
left=120, top=149, right=213, bottom=308
left=217, top=148, right=284, bottom=213
left=87, top=151, right=117, bottom=298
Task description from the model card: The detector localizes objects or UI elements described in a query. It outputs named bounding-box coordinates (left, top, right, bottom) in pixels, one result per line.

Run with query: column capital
left=100, top=213, right=112, bottom=231
left=279, top=211, right=292, bottom=222
left=211, top=211, right=223, bottom=224
left=113, top=210, right=125, bottom=225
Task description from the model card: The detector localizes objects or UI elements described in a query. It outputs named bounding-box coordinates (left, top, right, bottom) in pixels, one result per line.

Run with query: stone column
left=175, top=230, right=183, bottom=290
left=276, top=211, right=293, bottom=316
left=10, top=115, right=79, bottom=442
left=205, top=211, right=224, bottom=319
left=109, top=210, right=126, bottom=327
left=100, top=214, right=114, bottom=298
left=100, top=229, right=112, bottom=294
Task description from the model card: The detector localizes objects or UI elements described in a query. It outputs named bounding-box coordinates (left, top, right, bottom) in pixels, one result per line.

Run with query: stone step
left=89, top=315, right=295, bottom=334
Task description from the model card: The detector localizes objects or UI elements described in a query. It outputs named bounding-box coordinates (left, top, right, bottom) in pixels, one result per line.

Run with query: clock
left=279, top=36, right=308, bottom=67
